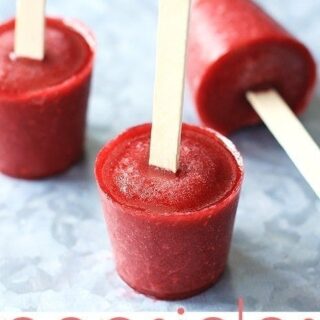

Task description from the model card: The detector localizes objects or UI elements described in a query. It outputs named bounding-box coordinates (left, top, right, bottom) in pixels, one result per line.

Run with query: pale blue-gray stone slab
left=0, top=0, right=319, bottom=312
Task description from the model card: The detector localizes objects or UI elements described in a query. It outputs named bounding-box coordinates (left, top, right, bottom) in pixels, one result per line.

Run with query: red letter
left=177, top=307, right=185, bottom=315
left=238, top=297, right=244, bottom=320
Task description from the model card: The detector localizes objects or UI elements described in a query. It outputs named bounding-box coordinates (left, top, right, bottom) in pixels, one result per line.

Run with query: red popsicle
left=0, top=17, right=95, bottom=178
left=95, top=123, right=244, bottom=300
left=188, top=0, right=317, bottom=135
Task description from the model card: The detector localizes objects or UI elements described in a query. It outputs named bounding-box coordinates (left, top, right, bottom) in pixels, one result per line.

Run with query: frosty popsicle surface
left=0, top=18, right=95, bottom=178
left=188, top=0, right=316, bottom=135
left=95, top=123, right=244, bottom=300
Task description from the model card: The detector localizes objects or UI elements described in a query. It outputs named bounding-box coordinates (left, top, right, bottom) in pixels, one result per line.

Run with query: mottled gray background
left=0, top=0, right=319, bottom=312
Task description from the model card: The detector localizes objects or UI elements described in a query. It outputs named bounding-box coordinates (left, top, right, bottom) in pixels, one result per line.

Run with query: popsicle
left=0, top=1, right=95, bottom=178
left=187, top=0, right=320, bottom=198
left=95, top=123, right=243, bottom=299
left=96, top=0, right=244, bottom=299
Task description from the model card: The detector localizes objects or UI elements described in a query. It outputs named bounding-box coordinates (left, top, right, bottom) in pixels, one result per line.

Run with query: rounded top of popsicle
left=95, top=123, right=243, bottom=215
left=0, top=17, right=95, bottom=99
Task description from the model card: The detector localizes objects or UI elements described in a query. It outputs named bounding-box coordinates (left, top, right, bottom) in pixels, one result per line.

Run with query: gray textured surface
left=0, top=0, right=319, bottom=312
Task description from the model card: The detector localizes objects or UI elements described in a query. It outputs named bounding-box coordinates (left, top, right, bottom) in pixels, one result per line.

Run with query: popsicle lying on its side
left=188, top=0, right=317, bottom=135
left=188, top=0, right=320, bottom=198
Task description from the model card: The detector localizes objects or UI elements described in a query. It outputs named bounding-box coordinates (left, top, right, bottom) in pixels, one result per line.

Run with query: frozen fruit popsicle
left=188, top=0, right=317, bottom=135
left=96, top=0, right=244, bottom=300
left=188, top=0, right=320, bottom=198
left=0, top=17, right=95, bottom=178
left=95, top=123, right=243, bottom=300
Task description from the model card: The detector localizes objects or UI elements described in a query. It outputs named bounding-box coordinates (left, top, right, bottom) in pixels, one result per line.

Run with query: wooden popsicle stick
left=149, top=0, right=191, bottom=173
left=14, top=0, right=46, bottom=60
left=247, top=89, right=320, bottom=199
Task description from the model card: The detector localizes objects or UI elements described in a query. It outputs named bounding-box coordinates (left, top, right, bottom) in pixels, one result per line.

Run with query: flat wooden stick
left=14, top=0, right=46, bottom=60
left=247, top=89, right=320, bottom=199
left=149, top=0, right=191, bottom=173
